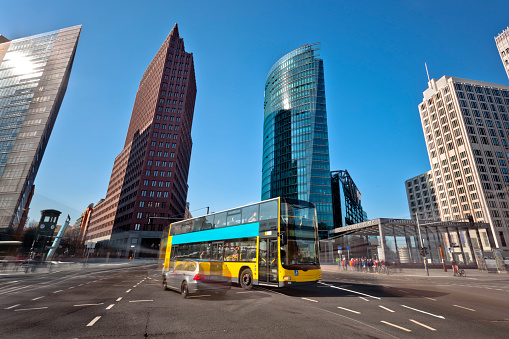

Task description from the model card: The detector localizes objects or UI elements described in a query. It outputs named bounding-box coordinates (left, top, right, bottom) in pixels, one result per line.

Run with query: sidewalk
left=320, top=264, right=509, bottom=280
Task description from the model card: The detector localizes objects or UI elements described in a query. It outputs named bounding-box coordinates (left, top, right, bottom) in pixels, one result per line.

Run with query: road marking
left=337, top=306, right=360, bottom=314
left=128, top=300, right=153, bottom=303
left=133, top=285, right=137, bottom=287
left=453, top=304, right=475, bottom=312
left=4, top=304, right=20, bottom=309
left=424, top=297, right=436, bottom=301
left=68, top=286, right=75, bottom=289
left=378, top=305, right=395, bottom=312
left=74, top=303, right=104, bottom=307
left=409, top=319, right=437, bottom=331
left=126, top=289, right=131, bottom=293
left=86, top=316, right=101, bottom=327
left=319, top=282, right=380, bottom=300
left=398, top=289, right=410, bottom=294
left=359, top=297, right=370, bottom=302
left=301, top=297, right=318, bottom=303
left=116, top=297, right=123, bottom=301
left=53, top=290, right=63, bottom=294
left=401, top=305, right=445, bottom=319
left=78, top=284, right=84, bottom=286
left=106, top=304, right=115, bottom=310
left=380, top=321, right=411, bottom=332
left=31, top=296, right=44, bottom=301
left=14, top=307, right=48, bottom=312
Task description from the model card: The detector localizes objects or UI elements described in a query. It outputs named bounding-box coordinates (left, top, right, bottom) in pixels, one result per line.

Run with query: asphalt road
left=1, top=263, right=508, bottom=338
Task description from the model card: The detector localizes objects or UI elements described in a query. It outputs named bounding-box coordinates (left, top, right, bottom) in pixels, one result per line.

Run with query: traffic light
left=419, top=247, right=428, bottom=256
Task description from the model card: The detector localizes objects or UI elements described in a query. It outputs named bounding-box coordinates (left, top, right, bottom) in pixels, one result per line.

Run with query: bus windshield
left=280, top=199, right=320, bottom=269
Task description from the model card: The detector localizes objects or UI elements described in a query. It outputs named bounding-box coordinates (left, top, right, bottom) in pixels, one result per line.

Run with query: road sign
left=346, top=246, right=350, bottom=250
left=338, top=246, right=342, bottom=250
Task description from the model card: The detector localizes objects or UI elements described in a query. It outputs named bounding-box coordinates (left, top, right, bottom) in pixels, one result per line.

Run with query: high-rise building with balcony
left=262, top=43, right=333, bottom=237
left=419, top=75, right=509, bottom=250
left=495, top=27, right=509, bottom=80
left=330, top=170, right=368, bottom=229
left=86, top=24, right=196, bottom=257
left=404, top=171, right=441, bottom=221
left=0, top=26, right=81, bottom=239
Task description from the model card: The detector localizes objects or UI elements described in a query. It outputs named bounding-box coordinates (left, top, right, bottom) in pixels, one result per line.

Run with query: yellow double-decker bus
left=159, top=197, right=322, bottom=289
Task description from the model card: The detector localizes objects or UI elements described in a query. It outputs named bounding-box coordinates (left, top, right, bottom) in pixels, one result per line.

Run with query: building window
left=141, top=190, right=147, bottom=196
left=137, top=213, right=143, bottom=219
left=139, top=201, right=144, bottom=207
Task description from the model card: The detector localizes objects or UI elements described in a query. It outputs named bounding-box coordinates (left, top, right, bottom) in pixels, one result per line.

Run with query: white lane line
left=359, top=297, right=370, bottom=302
left=74, top=303, right=104, bottom=307
left=337, top=306, right=360, bottom=314
left=401, top=305, right=445, bottom=319
left=86, top=316, right=101, bottom=327
left=53, top=290, right=63, bottom=294
left=14, top=307, right=48, bottom=312
left=424, top=297, right=436, bottom=301
left=31, top=296, right=44, bottom=301
left=106, top=304, right=115, bottom=310
left=68, top=286, right=75, bottom=289
left=410, top=319, right=437, bottom=331
left=78, top=284, right=84, bottom=287
left=126, top=289, right=132, bottom=293
left=398, top=289, right=410, bottom=294
left=453, top=304, right=476, bottom=312
left=378, top=305, right=395, bottom=313
left=133, top=285, right=137, bottom=287
left=380, top=321, right=412, bottom=332
left=116, top=297, right=123, bottom=301
left=128, top=300, right=153, bottom=303
left=4, top=304, right=20, bottom=309
left=301, top=297, right=318, bottom=303
left=319, top=282, right=380, bottom=300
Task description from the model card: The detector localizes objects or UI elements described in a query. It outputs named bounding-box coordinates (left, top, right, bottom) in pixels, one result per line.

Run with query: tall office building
left=330, top=170, right=368, bottom=228
left=404, top=171, right=441, bottom=221
left=0, top=26, right=81, bottom=239
left=262, top=43, right=333, bottom=237
left=495, top=27, right=509, bottom=80
left=86, top=24, right=196, bottom=257
left=419, top=75, right=509, bottom=250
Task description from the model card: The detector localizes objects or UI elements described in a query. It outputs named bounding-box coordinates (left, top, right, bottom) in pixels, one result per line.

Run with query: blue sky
left=2, top=0, right=509, bottom=225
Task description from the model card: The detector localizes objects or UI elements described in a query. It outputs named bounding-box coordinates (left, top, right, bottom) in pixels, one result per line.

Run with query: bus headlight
left=283, top=276, right=291, bottom=280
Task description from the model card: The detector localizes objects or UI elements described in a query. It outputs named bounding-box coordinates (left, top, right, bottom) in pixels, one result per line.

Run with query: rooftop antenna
left=425, top=62, right=430, bottom=82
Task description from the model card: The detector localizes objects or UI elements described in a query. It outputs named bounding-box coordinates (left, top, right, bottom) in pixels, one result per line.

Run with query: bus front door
left=258, top=238, right=278, bottom=284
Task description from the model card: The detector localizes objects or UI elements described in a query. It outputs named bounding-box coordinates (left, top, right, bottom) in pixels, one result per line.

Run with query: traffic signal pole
left=416, top=213, right=429, bottom=276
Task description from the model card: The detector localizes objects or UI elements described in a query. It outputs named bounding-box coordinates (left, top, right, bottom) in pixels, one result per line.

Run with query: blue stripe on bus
left=171, top=222, right=260, bottom=245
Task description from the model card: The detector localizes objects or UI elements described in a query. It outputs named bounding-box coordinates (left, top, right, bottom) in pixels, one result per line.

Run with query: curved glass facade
left=262, top=43, right=333, bottom=235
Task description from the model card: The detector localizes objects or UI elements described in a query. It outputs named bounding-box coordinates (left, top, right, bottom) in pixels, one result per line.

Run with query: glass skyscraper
left=262, top=43, right=333, bottom=236
left=0, top=26, right=81, bottom=238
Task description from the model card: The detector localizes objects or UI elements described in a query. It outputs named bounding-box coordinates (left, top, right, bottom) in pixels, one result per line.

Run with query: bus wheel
left=181, top=281, right=189, bottom=298
left=240, top=268, right=253, bottom=290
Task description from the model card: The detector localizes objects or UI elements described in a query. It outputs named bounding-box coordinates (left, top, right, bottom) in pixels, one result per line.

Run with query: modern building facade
left=419, top=76, right=509, bottom=250
left=75, top=203, right=93, bottom=245
left=86, top=24, right=196, bottom=257
left=330, top=170, right=367, bottom=229
left=495, top=27, right=509, bottom=80
left=262, top=43, right=333, bottom=237
left=405, top=171, right=441, bottom=221
left=0, top=26, right=81, bottom=239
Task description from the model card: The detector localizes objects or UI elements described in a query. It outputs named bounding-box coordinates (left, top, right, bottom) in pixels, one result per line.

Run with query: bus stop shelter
left=327, top=218, right=495, bottom=267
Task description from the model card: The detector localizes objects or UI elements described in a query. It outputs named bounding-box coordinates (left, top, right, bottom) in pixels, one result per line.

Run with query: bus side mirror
left=280, top=233, right=287, bottom=246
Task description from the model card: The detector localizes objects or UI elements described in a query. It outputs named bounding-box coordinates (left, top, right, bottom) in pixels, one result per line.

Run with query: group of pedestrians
left=338, top=257, right=389, bottom=273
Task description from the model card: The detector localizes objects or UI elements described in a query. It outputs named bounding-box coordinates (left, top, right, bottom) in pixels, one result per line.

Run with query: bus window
left=227, top=209, right=241, bottom=226
left=240, top=238, right=257, bottom=261
left=182, top=220, right=192, bottom=234
left=193, top=217, right=204, bottom=232
left=259, top=200, right=278, bottom=221
left=203, top=214, right=214, bottom=230
left=224, top=241, right=240, bottom=261
left=242, top=204, right=259, bottom=223
left=214, top=212, right=226, bottom=228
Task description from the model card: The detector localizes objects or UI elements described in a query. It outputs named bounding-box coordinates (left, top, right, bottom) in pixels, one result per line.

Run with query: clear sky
left=2, top=0, right=509, bottom=225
